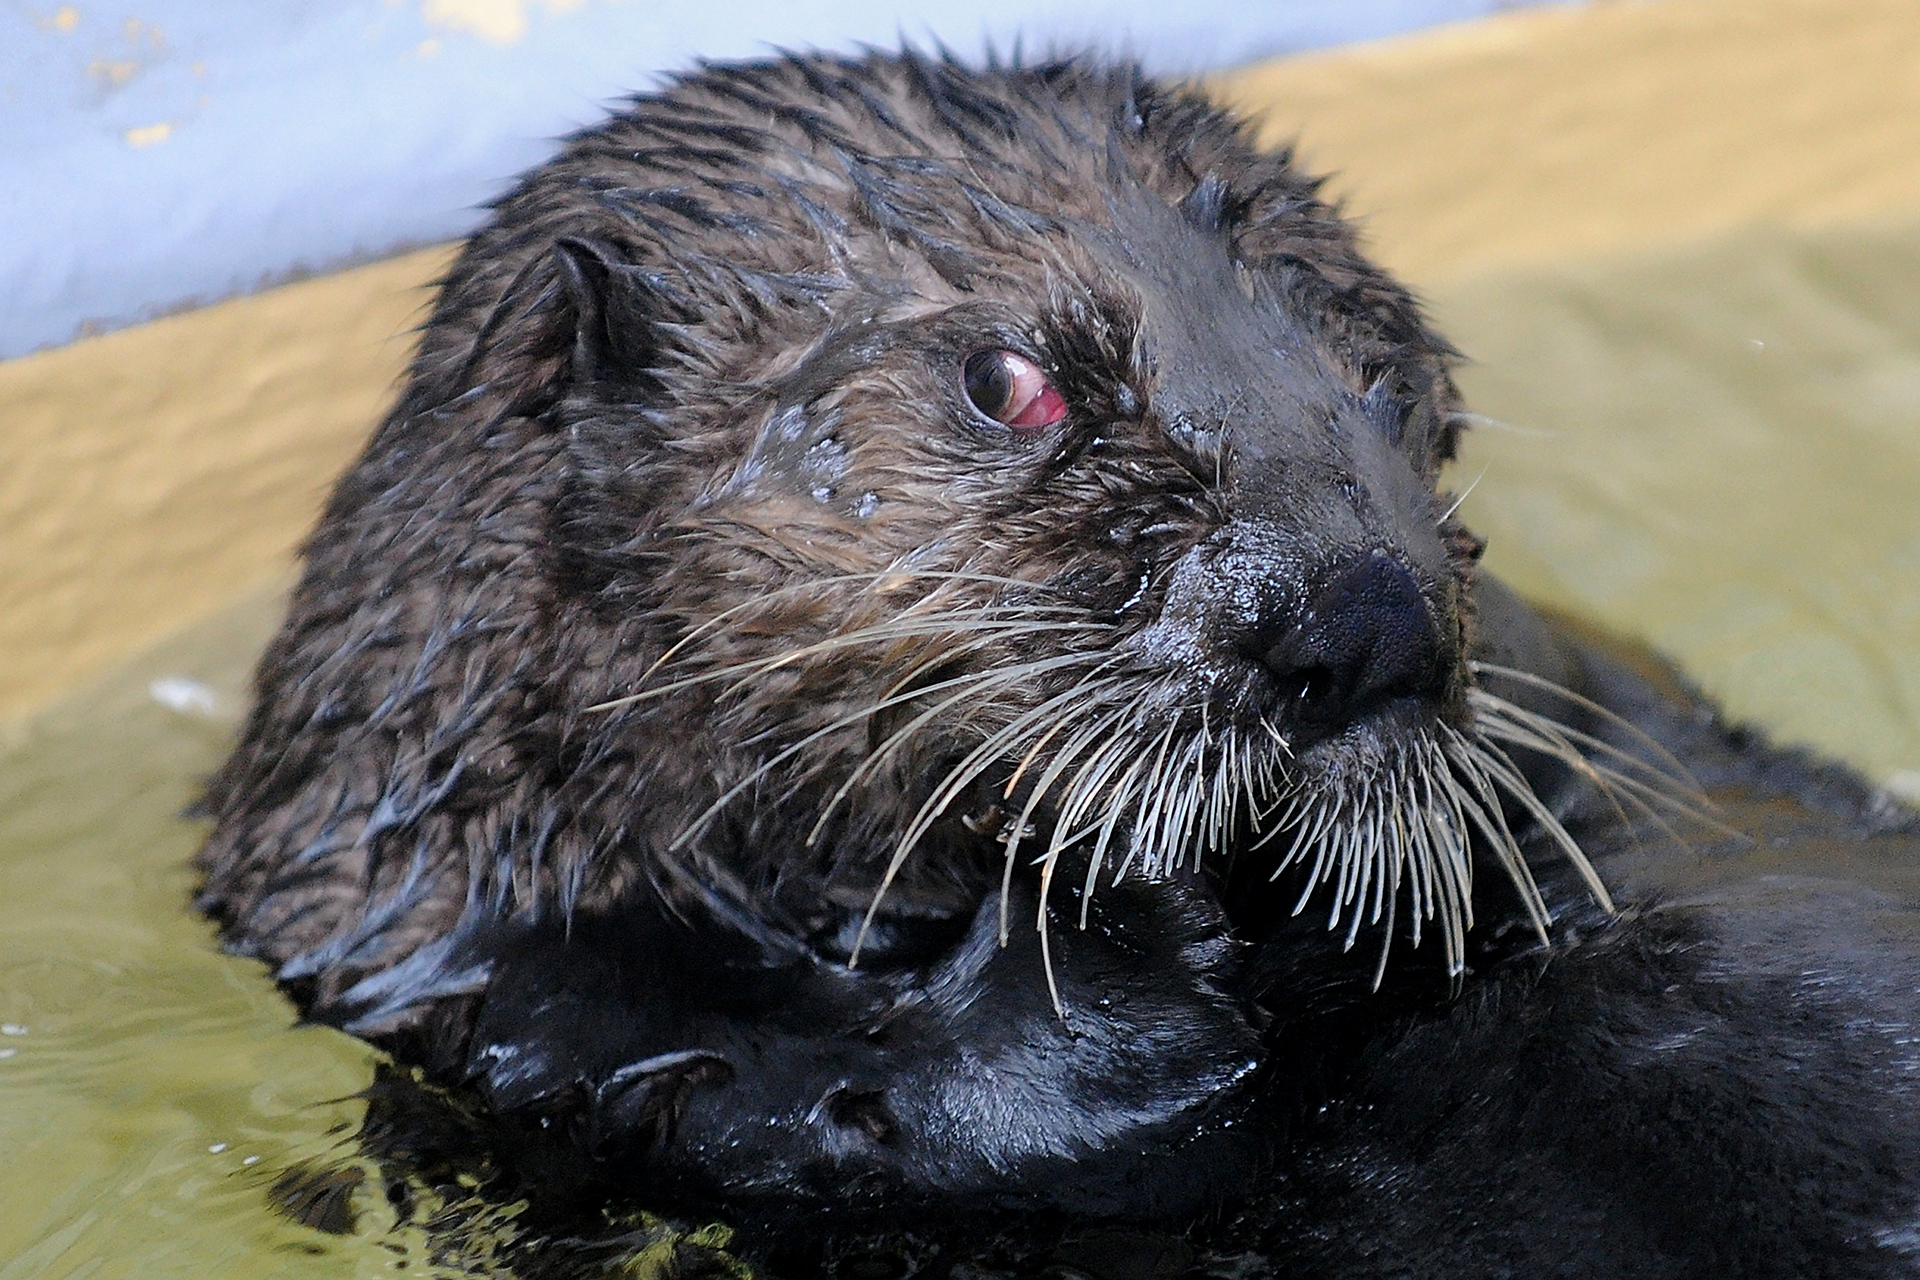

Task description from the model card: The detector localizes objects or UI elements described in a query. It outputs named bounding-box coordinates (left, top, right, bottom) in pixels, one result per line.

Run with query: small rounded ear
left=553, top=236, right=666, bottom=385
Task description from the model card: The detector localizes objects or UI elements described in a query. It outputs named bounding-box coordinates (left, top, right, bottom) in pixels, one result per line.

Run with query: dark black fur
left=195, top=50, right=1920, bottom=1277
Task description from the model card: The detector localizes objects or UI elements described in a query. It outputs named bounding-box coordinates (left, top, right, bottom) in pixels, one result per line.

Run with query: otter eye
left=962, top=350, right=1068, bottom=431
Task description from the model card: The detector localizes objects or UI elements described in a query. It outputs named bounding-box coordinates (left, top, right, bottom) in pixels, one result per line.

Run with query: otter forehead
left=428, top=52, right=1457, bottom=447
left=1079, top=187, right=1452, bottom=553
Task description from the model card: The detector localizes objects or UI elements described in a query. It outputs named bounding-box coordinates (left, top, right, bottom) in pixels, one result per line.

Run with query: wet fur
left=196, top=51, right=1920, bottom=1277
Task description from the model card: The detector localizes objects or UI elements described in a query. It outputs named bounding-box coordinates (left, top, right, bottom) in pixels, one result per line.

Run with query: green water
left=1, top=219, right=1917, bottom=1276
left=1446, top=220, right=1920, bottom=790
left=0, top=585, right=386, bottom=1278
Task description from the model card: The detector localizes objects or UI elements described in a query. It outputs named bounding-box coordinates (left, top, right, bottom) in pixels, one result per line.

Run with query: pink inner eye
left=1002, top=354, right=1068, bottom=429
left=963, top=349, right=1068, bottom=431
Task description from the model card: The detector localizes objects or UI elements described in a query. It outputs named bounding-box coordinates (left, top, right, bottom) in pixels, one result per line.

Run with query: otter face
left=196, top=52, right=1604, bottom=1222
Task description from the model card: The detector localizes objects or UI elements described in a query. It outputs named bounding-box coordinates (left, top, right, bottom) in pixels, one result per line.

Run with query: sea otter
left=196, top=50, right=1920, bottom=1277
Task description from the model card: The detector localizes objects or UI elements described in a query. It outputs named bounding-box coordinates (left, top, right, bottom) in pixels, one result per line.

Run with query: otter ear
left=553, top=236, right=663, bottom=385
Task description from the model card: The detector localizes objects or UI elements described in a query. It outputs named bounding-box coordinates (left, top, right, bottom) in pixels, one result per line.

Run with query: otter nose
left=1250, top=552, right=1445, bottom=730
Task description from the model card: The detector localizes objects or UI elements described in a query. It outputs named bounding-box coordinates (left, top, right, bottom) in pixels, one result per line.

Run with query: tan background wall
left=1220, top=0, right=1920, bottom=283
left=0, top=249, right=450, bottom=725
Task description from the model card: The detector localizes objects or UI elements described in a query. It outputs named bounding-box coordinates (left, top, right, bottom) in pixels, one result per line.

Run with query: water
left=1447, top=219, right=1920, bottom=788
left=0, top=585, right=381, bottom=1279
left=1, top=219, right=1917, bottom=1276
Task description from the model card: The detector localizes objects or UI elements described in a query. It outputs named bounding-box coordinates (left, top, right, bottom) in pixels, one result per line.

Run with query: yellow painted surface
left=0, top=246, right=453, bottom=724
left=121, top=120, right=173, bottom=148
left=1216, top=0, right=1920, bottom=285
left=1440, top=221, right=1920, bottom=783
left=422, top=0, right=589, bottom=46
left=2, top=0, right=1918, bottom=759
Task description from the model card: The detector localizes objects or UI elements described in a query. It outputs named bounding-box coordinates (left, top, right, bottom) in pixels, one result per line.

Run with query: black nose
left=1251, top=552, right=1447, bottom=731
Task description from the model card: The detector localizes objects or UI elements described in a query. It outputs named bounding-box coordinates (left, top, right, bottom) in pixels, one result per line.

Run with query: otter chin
left=197, top=50, right=1920, bottom=1277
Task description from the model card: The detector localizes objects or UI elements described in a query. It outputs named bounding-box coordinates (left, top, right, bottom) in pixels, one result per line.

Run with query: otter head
left=197, top=52, right=1603, bottom=1225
